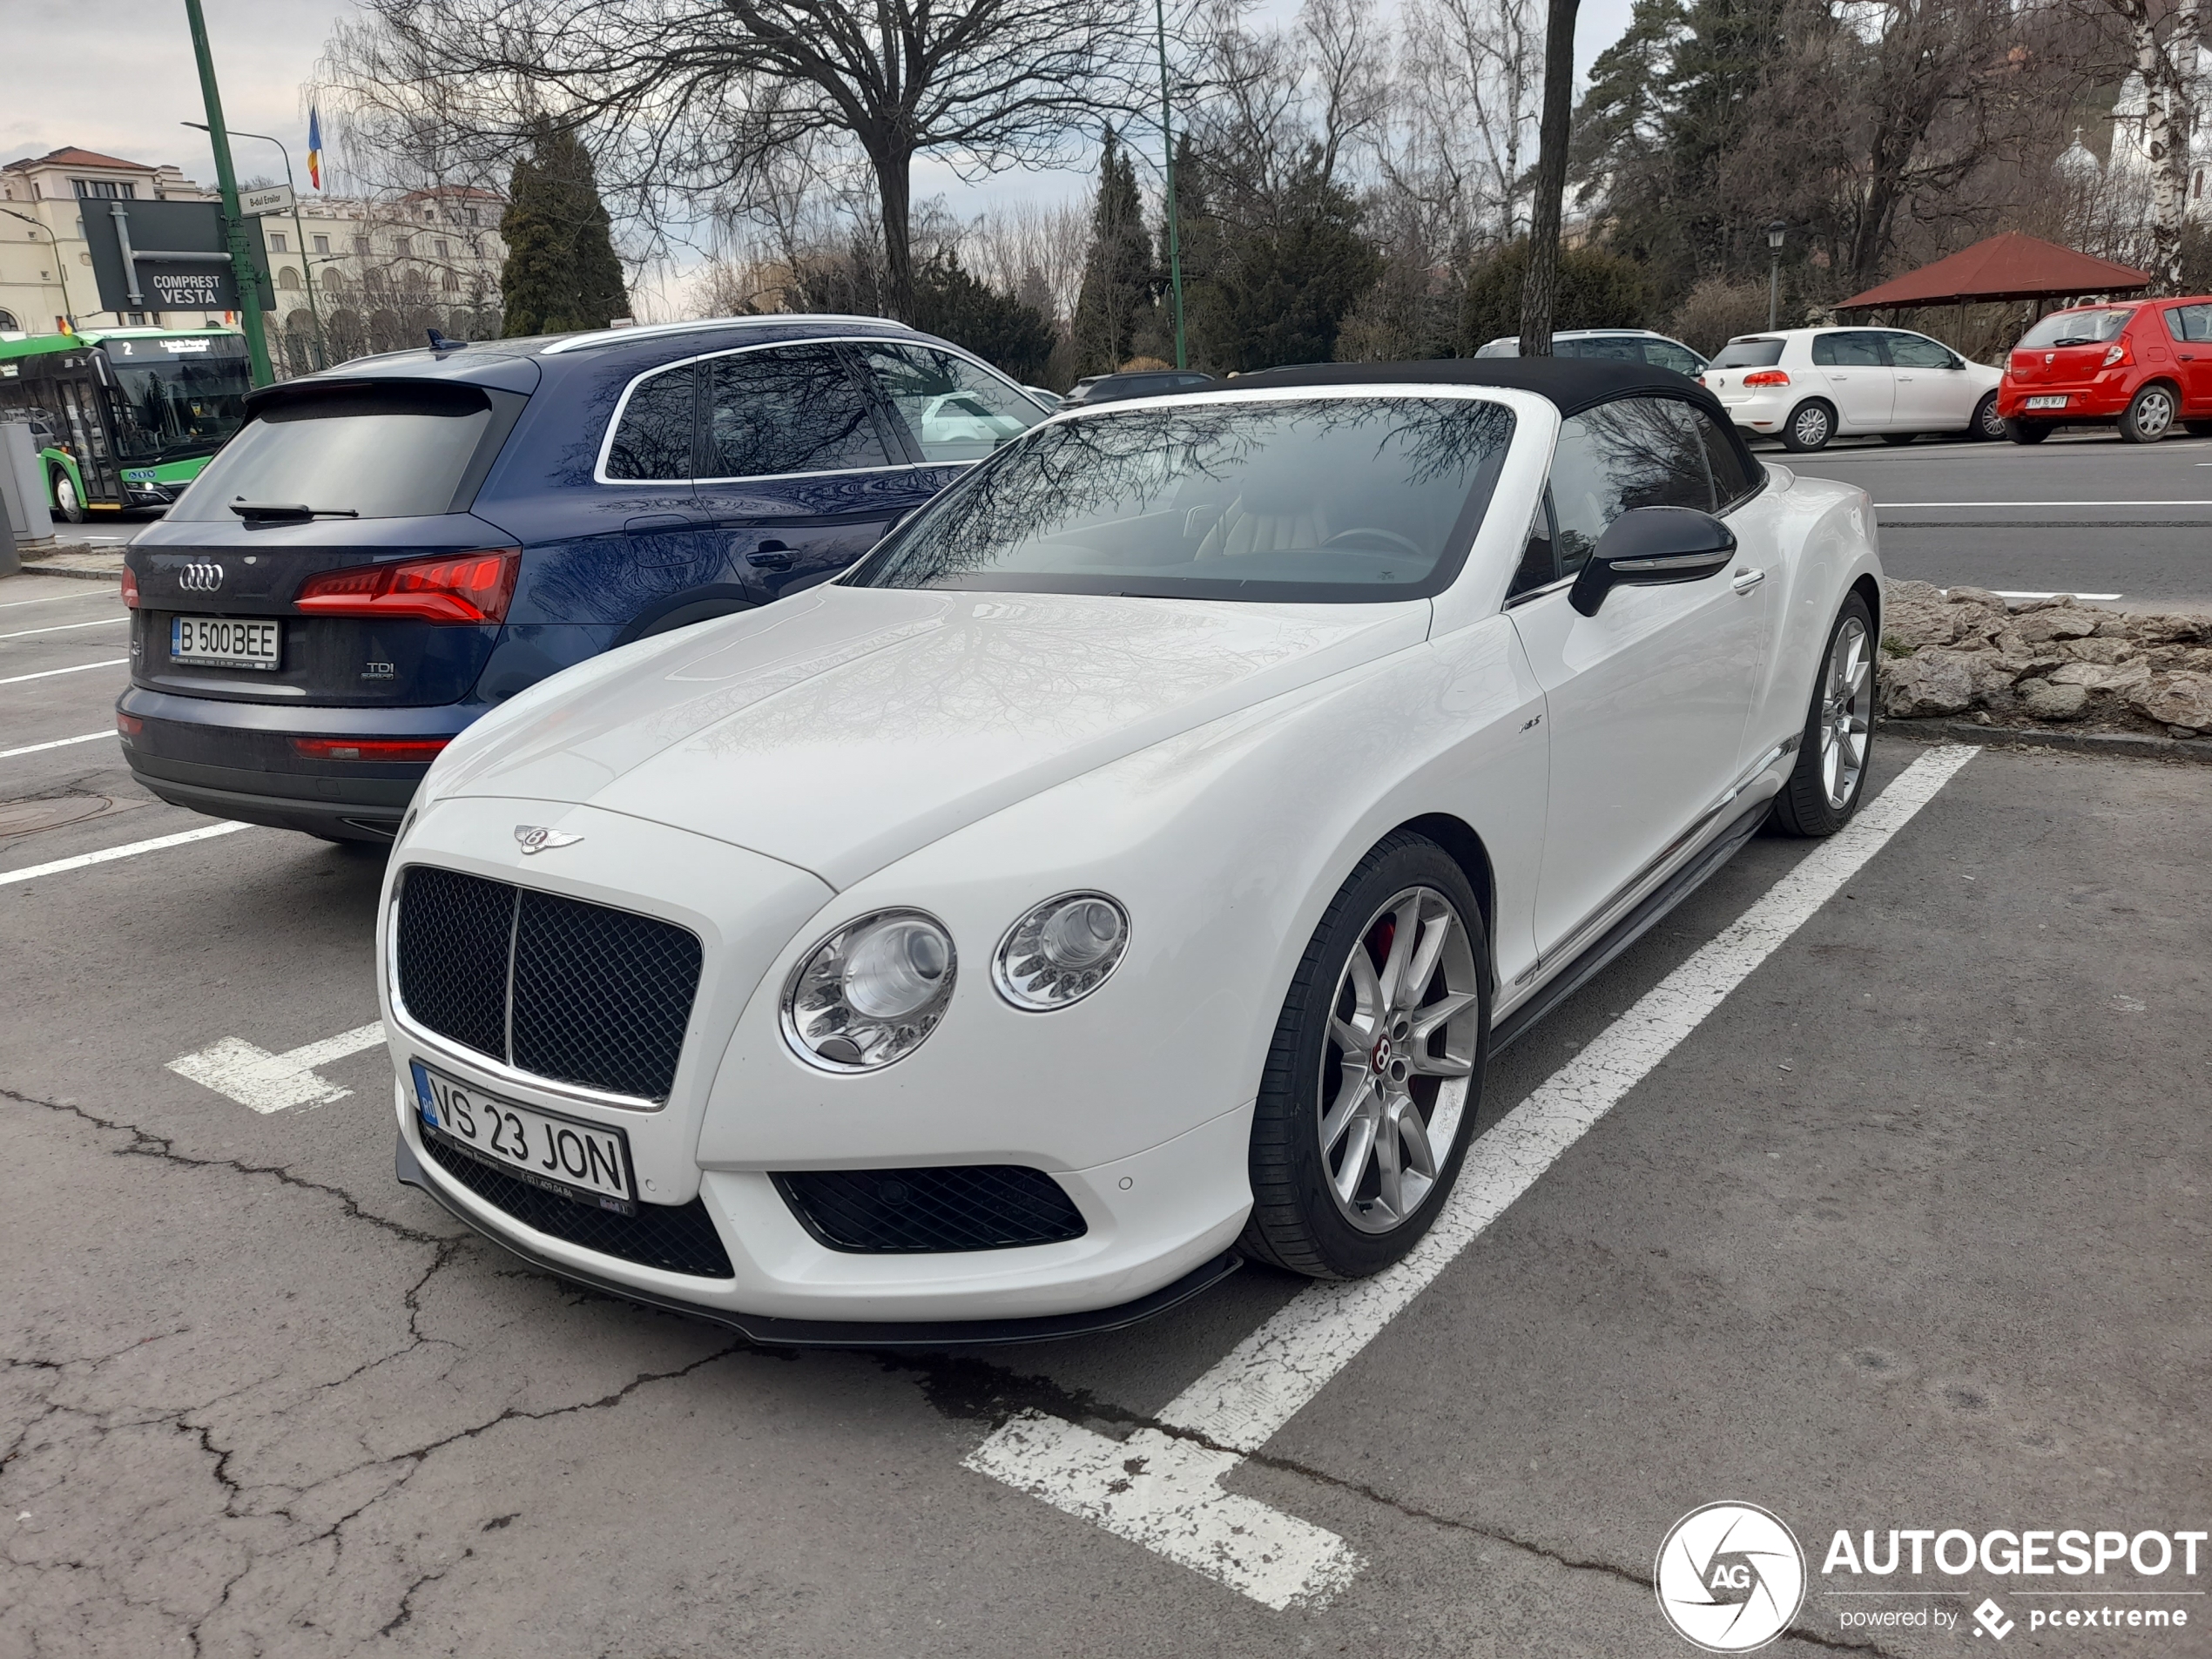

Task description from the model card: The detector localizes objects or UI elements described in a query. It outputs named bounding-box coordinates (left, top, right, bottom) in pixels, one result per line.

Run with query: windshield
left=101, top=336, right=251, bottom=461
left=169, top=384, right=500, bottom=521
left=1710, top=338, right=1786, bottom=368
left=2017, top=308, right=2134, bottom=349
left=846, top=395, right=1516, bottom=604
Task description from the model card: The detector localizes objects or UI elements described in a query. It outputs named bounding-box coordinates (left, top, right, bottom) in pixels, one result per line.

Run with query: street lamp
left=1766, top=219, right=1787, bottom=331
left=184, top=119, right=325, bottom=371
left=0, top=206, right=75, bottom=330
left=1156, top=0, right=1187, bottom=371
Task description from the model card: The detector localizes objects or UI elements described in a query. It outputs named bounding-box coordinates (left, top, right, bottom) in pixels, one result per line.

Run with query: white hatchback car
left=379, top=359, right=1883, bottom=1345
left=1702, top=327, right=2005, bottom=451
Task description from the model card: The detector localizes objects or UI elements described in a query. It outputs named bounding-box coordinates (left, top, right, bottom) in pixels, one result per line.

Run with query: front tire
left=2005, top=418, right=2050, bottom=444
left=51, top=469, right=86, bottom=524
left=1242, top=834, right=1490, bottom=1280
left=1781, top=400, right=1836, bottom=453
left=2118, top=382, right=2177, bottom=443
left=1970, top=391, right=2006, bottom=441
left=1770, top=593, right=1875, bottom=838
left=1879, top=432, right=1917, bottom=447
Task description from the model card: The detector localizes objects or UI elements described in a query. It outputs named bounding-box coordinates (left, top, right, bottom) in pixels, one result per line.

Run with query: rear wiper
left=228, top=501, right=361, bottom=521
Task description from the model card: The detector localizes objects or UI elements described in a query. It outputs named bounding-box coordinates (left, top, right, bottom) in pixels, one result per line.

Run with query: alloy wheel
left=1821, top=616, right=1871, bottom=810
left=1318, top=886, right=1481, bottom=1234
left=1977, top=397, right=2006, bottom=440
left=1792, top=405, right=1830, bottom=448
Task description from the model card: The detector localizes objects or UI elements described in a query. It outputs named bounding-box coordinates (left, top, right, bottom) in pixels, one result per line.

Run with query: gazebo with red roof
left=1836, top=233, right=2151, bottom=312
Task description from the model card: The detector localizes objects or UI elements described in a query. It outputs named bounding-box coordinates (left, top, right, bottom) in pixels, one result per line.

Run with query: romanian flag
left=307, top=108, right=323, bottom=190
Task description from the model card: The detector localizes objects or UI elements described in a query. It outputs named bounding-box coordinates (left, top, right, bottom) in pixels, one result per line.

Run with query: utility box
left=0, top=420, right=56, bottom=551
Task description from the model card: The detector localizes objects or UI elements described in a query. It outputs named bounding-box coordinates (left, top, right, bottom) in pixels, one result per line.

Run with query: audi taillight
left=1742, top=369, right=1791, bottom=388
left=295, top=550, right=519, bottom=624
left=120, top=565, right=140, bottom=608
left=291, top=737, right=452, bottom=762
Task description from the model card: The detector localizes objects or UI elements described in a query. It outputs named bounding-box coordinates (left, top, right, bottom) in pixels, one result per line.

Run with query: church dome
left=2056, top=126, right=2101, bottom=185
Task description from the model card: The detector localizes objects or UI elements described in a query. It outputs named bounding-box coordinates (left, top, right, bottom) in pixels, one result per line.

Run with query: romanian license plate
left=171, top=615, right=280, bottom=670
left=2025, top=395, right=2068, bottom=410
left=410, top=1062, right=636, bottom=1213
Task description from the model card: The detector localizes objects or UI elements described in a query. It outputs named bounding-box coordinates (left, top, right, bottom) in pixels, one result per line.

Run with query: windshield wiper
left=227, top=501, right=361, bottom=522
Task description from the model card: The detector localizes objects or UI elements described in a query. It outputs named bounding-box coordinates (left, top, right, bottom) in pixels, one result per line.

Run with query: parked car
left=116, top=316, right=1052, bottom=843
left=1062, top=368, right=1219, bottom=406
left=1474, top=327, right=1707, bottom=376
left=381, top=357, right=1884, bottom=1343
left=1700, top=327, right=2005, bottom=451
left=1997, top=298, right=2212, bottom=443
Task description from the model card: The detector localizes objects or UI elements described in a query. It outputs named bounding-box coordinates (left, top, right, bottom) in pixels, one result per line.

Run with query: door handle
left=745, top=538, right=793, bottom=570
left=1731, top=568, right=1766, bottom=594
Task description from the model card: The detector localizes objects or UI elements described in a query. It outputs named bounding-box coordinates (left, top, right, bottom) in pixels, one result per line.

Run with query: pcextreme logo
left=1656, top=1502, right=1809, bottom=1653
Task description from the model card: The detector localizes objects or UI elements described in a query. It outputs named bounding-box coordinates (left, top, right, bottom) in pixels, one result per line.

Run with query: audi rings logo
left=177, top=561, right=225, bottom=593
left=1656, top=1502, right=1808, bottom=1652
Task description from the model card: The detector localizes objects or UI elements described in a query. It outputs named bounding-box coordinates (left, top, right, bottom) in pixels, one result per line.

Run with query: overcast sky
left=5, top=0, right=1635, bottom=273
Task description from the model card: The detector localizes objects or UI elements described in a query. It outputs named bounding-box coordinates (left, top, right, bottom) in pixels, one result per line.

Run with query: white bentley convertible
left=380, top=360, right=1881, bottom=1344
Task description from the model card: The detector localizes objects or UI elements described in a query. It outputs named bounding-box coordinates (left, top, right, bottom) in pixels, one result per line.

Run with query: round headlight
left=783, top=910, right=956, bottom=1070
left=994, top=893, right=1130, bottom=1011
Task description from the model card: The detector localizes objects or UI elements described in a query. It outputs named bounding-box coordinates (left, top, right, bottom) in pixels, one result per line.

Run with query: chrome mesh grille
left=395, top=865, right=702, bottom=1102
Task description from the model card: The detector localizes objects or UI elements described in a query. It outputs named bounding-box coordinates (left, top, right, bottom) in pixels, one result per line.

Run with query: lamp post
left=1156, top=0, right=1187, bottom=371
left=0, top=207, right=75, bottom=330
left=181, top=0, right=273, bottom=386
left=1766, top=219, right=1787, bottom=332
left=184, top=120, right=325, bottom=372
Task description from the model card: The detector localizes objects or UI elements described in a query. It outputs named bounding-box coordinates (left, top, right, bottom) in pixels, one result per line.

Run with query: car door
left=690, top=342, right=917, bottom=604
left=846, top=340, right=1050, bottom=472
left=595, top=360, right=726, bottom=619
left=1808, top=331, right=1896, bottom=430
left=2163, top=303, right=2212, bottom=414
left=1884, top=331, right=1975, bottom=429
left=1507, top=395, right=1770, bottom=960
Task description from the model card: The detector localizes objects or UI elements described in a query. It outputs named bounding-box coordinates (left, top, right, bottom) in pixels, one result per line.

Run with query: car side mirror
left=1569, top=507, right=1737, bottom=617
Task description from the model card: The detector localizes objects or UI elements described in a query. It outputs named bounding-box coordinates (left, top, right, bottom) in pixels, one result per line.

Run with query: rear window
left=1710, top=338, right=1786, bottom=369
left=2017, top=308, right=2134, bottom=349
left=170, top=384, right=505, bottom=521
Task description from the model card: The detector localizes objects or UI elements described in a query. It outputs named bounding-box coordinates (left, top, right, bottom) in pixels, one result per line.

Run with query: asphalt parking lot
left=3, top=562, right=2208, bottom=1656
left=1780, top=428, right=2212, bottom=610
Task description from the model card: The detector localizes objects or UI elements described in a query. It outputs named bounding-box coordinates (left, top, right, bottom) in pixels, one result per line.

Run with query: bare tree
left=1519, top=0, right=1579, bottom=354
left=2100, top=0, right=2202, bottom=291
left=320, top=0, right=1171, bottom=321
left=1397, top=0, right=1544, bottom=242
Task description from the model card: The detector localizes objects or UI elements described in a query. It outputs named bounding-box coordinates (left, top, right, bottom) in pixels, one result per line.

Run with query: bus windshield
left=102, top=336, right=252, bottom=461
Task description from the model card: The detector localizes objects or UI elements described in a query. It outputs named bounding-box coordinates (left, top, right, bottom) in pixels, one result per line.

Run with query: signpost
left=182, top=0, right=273, bottom=387
left=81, top=198, right=272, bottom=318
left=239, top=183, right=294, bottom=218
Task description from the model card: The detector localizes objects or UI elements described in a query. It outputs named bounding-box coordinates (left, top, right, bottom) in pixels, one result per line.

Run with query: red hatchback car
left=1999, top=297, right=2212, bottom=443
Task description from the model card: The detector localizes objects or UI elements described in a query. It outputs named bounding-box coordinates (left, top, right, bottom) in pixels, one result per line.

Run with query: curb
left=1884, top=718, right=2212, bottom=764
left=14, top=562, right=123, bottom=583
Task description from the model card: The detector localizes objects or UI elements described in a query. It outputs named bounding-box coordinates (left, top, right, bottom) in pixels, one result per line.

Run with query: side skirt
left=1491, top=795, right=1772, bottom=1054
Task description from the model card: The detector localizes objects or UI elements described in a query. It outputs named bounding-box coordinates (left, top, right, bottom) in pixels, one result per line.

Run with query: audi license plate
left=410, top=1062, right=637, bottom=1213
left=2024, top=395, right=2069, bottom=410
left=171, top=616, right=280, bottom=670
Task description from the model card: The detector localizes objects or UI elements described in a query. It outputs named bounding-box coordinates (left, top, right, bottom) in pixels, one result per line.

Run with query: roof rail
left=538, top=314, right=916, bottom=355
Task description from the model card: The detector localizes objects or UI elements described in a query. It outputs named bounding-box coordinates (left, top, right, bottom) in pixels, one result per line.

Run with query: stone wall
left=1877, top=581, right=2212, bottom=739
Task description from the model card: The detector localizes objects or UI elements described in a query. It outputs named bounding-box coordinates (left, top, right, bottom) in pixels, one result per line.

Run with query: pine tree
left=912, top=249, right=1055, bottom=382
left=1069, top=126, right=1153, bottom=376
left=499, top=123, right=631, bottom=336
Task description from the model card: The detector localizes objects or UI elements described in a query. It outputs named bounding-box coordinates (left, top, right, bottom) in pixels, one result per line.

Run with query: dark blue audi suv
left=118, top=316, right=1050, bottom=841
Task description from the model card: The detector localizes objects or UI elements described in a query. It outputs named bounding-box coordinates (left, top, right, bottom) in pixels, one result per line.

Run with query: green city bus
left=0, top=326, right=252, bottom=522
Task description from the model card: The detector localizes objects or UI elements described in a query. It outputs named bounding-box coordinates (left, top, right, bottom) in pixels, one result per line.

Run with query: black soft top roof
left=1227, top=357, right=1761, bottom=475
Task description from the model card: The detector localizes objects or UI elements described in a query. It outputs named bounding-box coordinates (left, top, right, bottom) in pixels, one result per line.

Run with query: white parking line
left=0, top=820, right=250, bottom=887
left=0, top=617, right=126, bottom=641
left=169, top=1022, right=388, bottom=1113
left=0, top=658, right=131, bottom=686
left=967, top=744, right=1981, bottom=1608
left=0, top=731, right=113, bottom=759
left=0, top=590, right=118, bottom=610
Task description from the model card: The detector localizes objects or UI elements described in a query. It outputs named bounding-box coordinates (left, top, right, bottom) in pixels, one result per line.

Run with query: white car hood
left=435, top=584, right=1429, bottom=888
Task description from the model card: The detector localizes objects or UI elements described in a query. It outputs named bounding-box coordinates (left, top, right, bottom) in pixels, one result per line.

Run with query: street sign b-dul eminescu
left=80, top=199, right=273, bottom=316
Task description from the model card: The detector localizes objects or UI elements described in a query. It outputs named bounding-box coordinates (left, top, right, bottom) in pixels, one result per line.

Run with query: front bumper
left=1713, top=389, right=1791, bottom=433
left=395, top=1131, right=1244, bottom=1347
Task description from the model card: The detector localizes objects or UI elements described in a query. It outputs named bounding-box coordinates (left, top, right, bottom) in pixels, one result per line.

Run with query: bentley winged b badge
left=515, top=825, right=585, bottom=854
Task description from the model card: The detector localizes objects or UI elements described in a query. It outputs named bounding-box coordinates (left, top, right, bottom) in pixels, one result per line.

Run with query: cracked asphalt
left=3, top=566, right=2209, bottom=1656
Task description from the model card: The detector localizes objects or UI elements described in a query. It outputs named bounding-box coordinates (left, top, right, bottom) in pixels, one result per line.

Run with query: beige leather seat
left=1194, top=481, right=1331, bottom=560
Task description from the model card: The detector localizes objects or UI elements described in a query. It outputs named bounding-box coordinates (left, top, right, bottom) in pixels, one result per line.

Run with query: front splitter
left=397, top=1131, right=1244, bottom=1348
